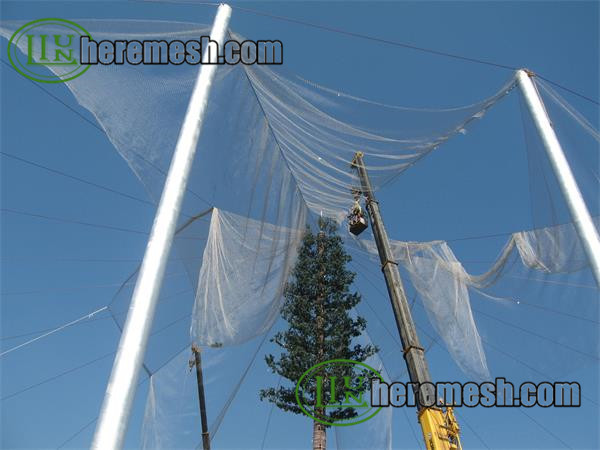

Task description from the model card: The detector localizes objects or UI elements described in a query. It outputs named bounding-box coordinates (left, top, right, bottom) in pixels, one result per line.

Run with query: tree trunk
left=313, top=230, right=327, bottom=450
left=312, top=418, right=327, bottom=450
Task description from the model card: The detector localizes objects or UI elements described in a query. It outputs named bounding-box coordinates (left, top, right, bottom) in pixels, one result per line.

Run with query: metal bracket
left=403, top=344, right=425, bottom=357
left=380, top=259, right=399, bottom=271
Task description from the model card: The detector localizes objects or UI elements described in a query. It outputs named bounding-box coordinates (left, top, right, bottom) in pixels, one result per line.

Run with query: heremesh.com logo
left=295, top=359, right=384, bottom=427
left=79, top=36, right=283, bottom=66
left=8, top=18, right=283, bottom=83
left=296, top=360, right=582, bottom=427
left=8, top=18, right=91, bottom=83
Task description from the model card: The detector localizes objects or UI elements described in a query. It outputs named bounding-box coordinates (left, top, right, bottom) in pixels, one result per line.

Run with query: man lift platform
left=348, top=189, right=369, bottom=236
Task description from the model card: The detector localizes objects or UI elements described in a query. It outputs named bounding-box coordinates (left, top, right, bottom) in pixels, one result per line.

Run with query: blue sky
left=1, top=1, right=598, bottom=449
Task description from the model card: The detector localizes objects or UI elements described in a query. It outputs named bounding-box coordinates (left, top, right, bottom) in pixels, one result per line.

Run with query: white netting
left=351, top=217, right=598, bottom=381
left=398, top=241, right=489, bottom=381
left=513, top=221, right=593, bottom=274
left=0, top=20, right=516, bottom=222
left=334, top=332, right=393, bottom=450
left=191, top=208, right=303, bottom=346
left=240, top=42, right=516, bottom=220
left=141, top=337, right=271, bottom=449
left=1, top=15, right=598, bottom=450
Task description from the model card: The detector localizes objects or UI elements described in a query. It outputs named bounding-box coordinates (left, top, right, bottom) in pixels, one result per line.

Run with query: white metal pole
left=91, top=5, right=232, bottom=449
left=516, top=69, right=600, bottom=287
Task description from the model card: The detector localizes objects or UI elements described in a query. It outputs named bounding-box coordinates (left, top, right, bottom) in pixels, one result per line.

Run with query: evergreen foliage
left=260, top=217, right=378, bottom=424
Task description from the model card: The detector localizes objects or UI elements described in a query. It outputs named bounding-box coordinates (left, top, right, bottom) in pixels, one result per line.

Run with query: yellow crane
left=350, top=151, right=462, bottom=450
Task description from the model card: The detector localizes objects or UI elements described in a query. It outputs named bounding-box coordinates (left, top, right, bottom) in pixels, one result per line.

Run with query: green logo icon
left=8, top=18, right=91, bottom=83
left=295, top=359, right=383, bottom=427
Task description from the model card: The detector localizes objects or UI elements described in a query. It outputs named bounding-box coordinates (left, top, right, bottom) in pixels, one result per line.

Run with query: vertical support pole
left=517, top=69, right=600, bottom=287
left=192, top=345, right=211, bottom=450
left=91, top=5, right=232, bottom=449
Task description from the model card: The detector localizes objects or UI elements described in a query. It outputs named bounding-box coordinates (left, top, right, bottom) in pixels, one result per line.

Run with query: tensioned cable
left=471, top=305, right=599, bottom=361
left=354, top=247, right=600, bottom=357
left=0, top=151, right=154, bottom=207
left=378, top=236, right=595, bottom=280
left=55, top=339, right=193, bottom=449
left=55, top=415, right=99, bottom=449
left=359, top=266, right=587, bottom=449
left=138, top=0, right=598, bottom=106
left=232, top=5, right=597, bottom=106
left=1, top=351, right=116, bottom=401
left=345, top=216, right=600, bottom=273
left=470, top=291, right=599, bottom=325
left=537, top=75, right=599, bottom=107
left=1, top=207, right=149, bottom=236
left=1, top=287, right=192, bottom=343
left=260, top=374, right=281, bottom=450
left=2, top=12, right=596, bottom=444
left=107, top=286, right=193, bottom=380
left=356, top=256, right=598, bottom=398
left=107, top=309, right=192, bottom=379
left=3, top=35, right=595, bottom=240
left=101, top=205, right=213, bottom=309
left=506, top=274, right=597, bottom=290
left=453, top=409, right=491, bottom=450
left=351, top=258, right=441, bottom=369
left=1, top=204, right=209, bottom=337
left=2, top=280, right=142, bottom=297
left=0, top=58, right=103, bottom=130
left=401, top=406, right=423, bottom=450
left=205, top=325, right=275, bottom=446
left=346, top=238, right=599, bottom=324
left=536, top=77, right=600, bottom=141
left=517, top=408, right=572, bottom=449
left=233, top=5, right=513, bottom=71
left=235, top=45, right=311, bottom=216
left=149, top=341, right=194, bottom=376
left=520, top=89, right=564, bottom=235
left=0, top=207, right=207, bottom=240
left=0, top=306, right=109, bottom=357
left=1, top=314, right=194, bottom=402
left=3, top=282, right=189, bottom=345
left=142, top=0, right=515, bottom=72
left=1, top=314, right=113, bottom=342
left=0, top=207, right=211, bottom=349
left=349, top=260, right=402, bottom=348
left=1, top=146, right=198, bottom=223
left=0, top=59, right=213, bottom=207
left=350, top=260, right=438, bottom=360
left=150, top=311, right=193, bottom=337
left=0, top=255, right=204, bottom=263
left=1, top=269, right=186, bottom=296
left=473, top=330, right=598, bottom=407
left=1, top=147, right=211, bottom=220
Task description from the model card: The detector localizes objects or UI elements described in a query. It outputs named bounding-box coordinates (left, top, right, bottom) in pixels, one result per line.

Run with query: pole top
left=215, top=3, right=233, bottom=21
left=519, top=68, right=536, bottom=78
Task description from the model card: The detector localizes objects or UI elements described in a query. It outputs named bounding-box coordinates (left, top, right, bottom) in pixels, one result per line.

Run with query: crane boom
left=351, top=152, right=462, bottom=450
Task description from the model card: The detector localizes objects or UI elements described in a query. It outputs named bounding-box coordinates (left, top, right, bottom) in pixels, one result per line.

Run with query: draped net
left=1, top=17, right=598, bottom=449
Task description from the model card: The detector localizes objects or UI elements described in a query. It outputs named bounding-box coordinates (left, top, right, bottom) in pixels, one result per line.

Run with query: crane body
left=350, top=151, right=461, bottom=450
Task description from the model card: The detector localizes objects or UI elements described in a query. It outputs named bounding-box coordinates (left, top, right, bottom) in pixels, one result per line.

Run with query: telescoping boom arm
left=351, top=151, right=461, bottom=450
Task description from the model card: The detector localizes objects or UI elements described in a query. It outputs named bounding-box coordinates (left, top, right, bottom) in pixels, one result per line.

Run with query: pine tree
left=260, top=217, right=377, bottom=450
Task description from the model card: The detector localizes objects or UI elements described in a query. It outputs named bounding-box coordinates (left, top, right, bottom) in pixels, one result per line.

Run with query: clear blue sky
left=1, top=1, right=598, bottom=449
